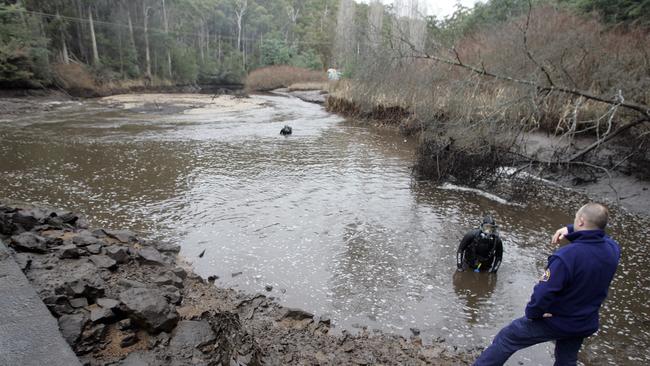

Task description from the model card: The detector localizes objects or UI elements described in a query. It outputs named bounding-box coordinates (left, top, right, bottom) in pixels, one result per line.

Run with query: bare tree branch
left=568, top=116, right=649, bottom=161
left=520, top=1, right=554, bottom=87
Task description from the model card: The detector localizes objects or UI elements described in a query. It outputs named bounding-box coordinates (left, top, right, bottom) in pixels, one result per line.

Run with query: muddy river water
left=1, top=93, right=649, bottom=365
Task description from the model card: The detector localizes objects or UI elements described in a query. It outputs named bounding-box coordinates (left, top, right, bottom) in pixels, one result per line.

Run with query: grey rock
left=58, top=244, right=81, bottom=259
left=153, top=272, right=184, bottom=288
left=44, top=216, right=65, bottom=229
left=410, top=327, right=421, bottom=336
left=10, top=232, right=48, bottom=253
left=57, top=212, right=79, bottom=225
left=89, top=255, right=117, bottom=270
left=107, top=229, right=137, bottom=243
left=137, top=247, right=165, bottom=265
left=119, top=351, right=161, bottom=366
left=61, top=278, right=105, bottom=301
left=11, top=209, right=42, bottom=230
left=43, top=295, right=74, bottom=316
left=97, top=297, right=120, bottom=309
left=117, top=318, right=133, bottom=331
left=162, top=285, right=182, bottom=305
left=118, top=278, right=147, bottom=288
left=0, top=213, right=16, bottom=235
left=318, top=315, right=332, bottom=326
left=58, top=312, right=88, bottom=346
left=69, top=297, right=88, bottom=308
left=171, top=267, right=187, bottom=279
left=119, top=287, right=179, bottom=333
left=90, top=304, right=114, bottom=323
left=105, top=245, right=130, bottom=264
left=91, top=229, right=107, bottom=238
left=155, top=242, right=181, bottom=253
left=281, top=307, right=314, bottom=321
left=150, top=332, right=170, bottom=349
left=170, top=320, right=216, bottom=350
left=85, top=243, right=102, bottom=254
left=78, top=323, right=107, bottom=351
left=72, top=232, right=101, bottom=247
left=13, top=252, right=33, bottom=271
left=120, top=333, right=138, bottom=348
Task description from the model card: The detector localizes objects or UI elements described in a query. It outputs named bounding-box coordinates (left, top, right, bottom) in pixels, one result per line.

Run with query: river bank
left=323, top=95, right=650, bottom=217
left=0, top=202, right=474, bottom=365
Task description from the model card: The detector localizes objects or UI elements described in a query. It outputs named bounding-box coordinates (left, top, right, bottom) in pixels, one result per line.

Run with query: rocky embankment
left=0, top=203, right=474, bottom=365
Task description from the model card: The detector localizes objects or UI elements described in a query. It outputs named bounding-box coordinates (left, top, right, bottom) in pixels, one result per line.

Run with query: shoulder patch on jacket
left=540, top=269, right=551, bottom=282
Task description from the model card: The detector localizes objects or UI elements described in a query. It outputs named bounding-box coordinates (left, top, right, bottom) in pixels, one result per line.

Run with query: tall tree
left=88, top=4, right=99, bottom=65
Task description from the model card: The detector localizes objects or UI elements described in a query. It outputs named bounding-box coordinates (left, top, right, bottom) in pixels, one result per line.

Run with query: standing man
left=457, top=215, right=503, bottom=273
left=474, top=203, right=620, bottom=366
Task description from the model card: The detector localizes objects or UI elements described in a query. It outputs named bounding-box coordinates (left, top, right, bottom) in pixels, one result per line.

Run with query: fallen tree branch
left=567, top=117, right=649, bottom=162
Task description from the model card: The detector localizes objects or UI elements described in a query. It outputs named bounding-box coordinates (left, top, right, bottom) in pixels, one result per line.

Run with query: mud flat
left=0, top=203, right=474, bottom=365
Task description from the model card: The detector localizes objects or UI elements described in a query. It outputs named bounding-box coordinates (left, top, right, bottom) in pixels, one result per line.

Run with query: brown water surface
left=0, top=93, right=648, bottom=365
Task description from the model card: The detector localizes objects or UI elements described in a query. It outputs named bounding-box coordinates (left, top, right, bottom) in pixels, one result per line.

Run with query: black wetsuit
left=457, top=229, right=503, bottom=272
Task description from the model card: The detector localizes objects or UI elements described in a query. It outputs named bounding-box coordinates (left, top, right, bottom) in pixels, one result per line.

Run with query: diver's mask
left=480, top=223, right=497, bottom=235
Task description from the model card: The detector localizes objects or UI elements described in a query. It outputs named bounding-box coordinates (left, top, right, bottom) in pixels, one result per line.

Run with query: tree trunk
left=75, top=0, right=86, bottom=63
left=234, top=0, right=247, bottom=52
left=56, top=11, right=69, bottom=64
left=127, top=10, right=139, bottom=64
left=218, top=34, right=222, bottom=62
left=161, top=0, right=172, bottom=79
left=143, top=3, right=152, bottom=81
left=242, top=36, right=246, bottom=69
left=88, top=6, right=99, bottom=65
left=118, top=27, right=124, bottom=77
left=199, top=22, right=205, bottom=62
left=206, top=28, right=210, bottom=58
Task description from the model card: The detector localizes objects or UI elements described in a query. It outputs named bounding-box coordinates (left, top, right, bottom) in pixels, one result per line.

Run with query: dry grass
left=52, top=63, right=96, bottom=94
left=245, top=66, right=326, bottom=92
left=287, top=81, right=328, bottom=91
left=329, top=5, right=650, bottom=184
left=334, top=5, right=650, bottom=138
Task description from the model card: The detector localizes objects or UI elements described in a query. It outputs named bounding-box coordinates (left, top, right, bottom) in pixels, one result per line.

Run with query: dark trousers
left=474, top=317, right=585, bottom=366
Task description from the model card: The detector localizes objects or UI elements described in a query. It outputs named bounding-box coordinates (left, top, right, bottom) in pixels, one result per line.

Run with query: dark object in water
left=280, top=125, right=292, bottom=135
left=198, top=249, right=205, bottom=258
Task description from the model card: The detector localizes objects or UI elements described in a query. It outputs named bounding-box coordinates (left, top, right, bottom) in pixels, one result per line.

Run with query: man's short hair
left=579, top=203, right=609, bottom=229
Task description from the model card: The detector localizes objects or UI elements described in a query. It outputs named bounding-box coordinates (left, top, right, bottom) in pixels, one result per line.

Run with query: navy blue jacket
left=525, top=224, right=620, bottom=336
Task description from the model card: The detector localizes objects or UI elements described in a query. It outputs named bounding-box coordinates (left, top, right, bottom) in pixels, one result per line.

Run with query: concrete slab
left=0, top=241, right=81, bottom=366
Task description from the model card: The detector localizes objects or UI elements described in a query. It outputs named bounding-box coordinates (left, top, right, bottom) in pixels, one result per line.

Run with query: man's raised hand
left=551, top=227, right=569, bottom=244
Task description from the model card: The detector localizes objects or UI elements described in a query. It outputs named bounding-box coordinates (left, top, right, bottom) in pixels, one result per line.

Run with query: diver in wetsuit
left=457, top=215, right=503, bottom=273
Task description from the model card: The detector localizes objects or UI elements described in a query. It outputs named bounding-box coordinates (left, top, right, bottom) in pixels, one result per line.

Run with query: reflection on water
left=0, top=93, right=648, bottom=365
left=453, top=271, right=498, bottom=325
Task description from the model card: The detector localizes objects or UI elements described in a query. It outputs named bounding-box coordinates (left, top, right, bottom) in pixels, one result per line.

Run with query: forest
left=0, top=0, right=337, bottom=89
left=2, top=0, right=647, bottom=88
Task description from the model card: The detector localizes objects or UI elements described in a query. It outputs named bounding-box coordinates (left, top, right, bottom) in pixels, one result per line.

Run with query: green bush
left=290, top=48, right=323, bottom=70
left=172, top=46, right=199, bottom=84
left=261, top=38, right=294, bottom=66
left=0, top=5, right=50, bottom=87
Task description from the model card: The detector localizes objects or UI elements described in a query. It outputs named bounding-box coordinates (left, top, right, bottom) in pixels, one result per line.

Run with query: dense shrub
left=0, top=5, right=50, bottom=88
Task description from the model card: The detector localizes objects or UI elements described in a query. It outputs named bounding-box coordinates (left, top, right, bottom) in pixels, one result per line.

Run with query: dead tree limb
left=567, top=116, right=649, bottom=161
left=520, top=1, right=554, bottom=87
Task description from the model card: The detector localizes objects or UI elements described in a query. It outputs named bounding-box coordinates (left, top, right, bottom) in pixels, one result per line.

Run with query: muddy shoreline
left=0, top=203, right=474, bottom=365
left=322, top=96, right=650, bottom=218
